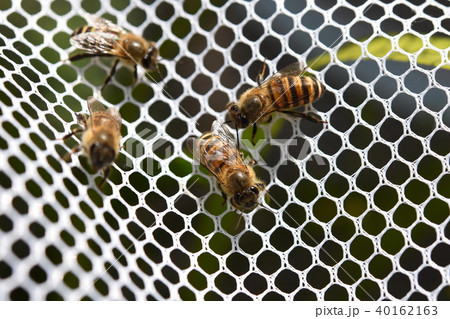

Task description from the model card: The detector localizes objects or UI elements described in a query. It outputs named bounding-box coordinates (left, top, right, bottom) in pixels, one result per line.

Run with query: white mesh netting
left=0, top=0, right=449, bottom=301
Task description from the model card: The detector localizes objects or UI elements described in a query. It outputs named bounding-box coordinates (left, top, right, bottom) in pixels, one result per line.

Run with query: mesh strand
left=0, top=0, right=449, bottom=301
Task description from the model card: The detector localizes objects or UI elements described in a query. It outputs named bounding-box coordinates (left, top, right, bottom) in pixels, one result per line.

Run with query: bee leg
left=234, top=126, right=241, bottom=150
left=218, top=184, right=227, bottom=206
left=63, top=145, right=81, bottom=162
left=101, top=59, right=120, bottom=90
left=99, top=166, right=110, bottom=187
left=68, top=53, right=110, bottom=62
left=133, top=65, right=138, bottom=83
left=281, top=110, right=328, bottom=124
left=235, top=211, right=244, bottom=231
left=257, top=182, right=266, bottom=191
left=62, top=127, right=85, bottom=141
left=76, top=113, right=88, bottom=126
left=250, top=124, right=258, bottom=145
left=221, top=191, right=228, bottom=206
left=156, top=64, right=164, bottom=83
left=256, top=61, right=267, bottom=86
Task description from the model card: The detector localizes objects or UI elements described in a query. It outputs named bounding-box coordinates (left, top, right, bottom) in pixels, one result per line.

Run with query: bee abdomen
left=269, top=76, right=325, bottom=109
left=199, top=136, right=233, bottom=175
left=268, top=78, right=287, bottom=109
left=298, top=76, right=325, bottom=105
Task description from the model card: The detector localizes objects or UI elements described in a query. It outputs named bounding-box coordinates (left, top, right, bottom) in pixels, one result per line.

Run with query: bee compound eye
left=226, top=102, right=237, bottom=111
left=250, top=186, right=259, bottom=195
left=239, top=114, right=249, bottom=128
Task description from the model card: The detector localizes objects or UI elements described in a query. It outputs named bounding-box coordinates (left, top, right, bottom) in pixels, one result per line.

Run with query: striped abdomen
left=71, top=26, right=97, bottom=37
left=198, top=133, right=243, bottom=178
left=268, top=75, right=325, bottom=110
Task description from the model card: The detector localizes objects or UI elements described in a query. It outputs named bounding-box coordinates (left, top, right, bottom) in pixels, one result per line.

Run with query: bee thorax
left=96, top=131, right=114, bottom=144
left=123, top=38, right=145, bottom=58
left=241, top=95, right=263, bottom=122
left=228, top=171, right=249, bottom=191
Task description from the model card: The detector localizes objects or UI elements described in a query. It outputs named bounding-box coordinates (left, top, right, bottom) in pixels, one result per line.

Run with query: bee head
left=231, top=185, right=261, bottom=213
left=88, top=131, right=116, bottom=170
left=142, top=42, right=159, bottom=71
left=90, top=142, right=115, bottom=171
left=227, top=102, right=249, bottom=128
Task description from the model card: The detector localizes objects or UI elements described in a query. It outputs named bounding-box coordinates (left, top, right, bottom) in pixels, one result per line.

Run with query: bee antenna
left=224, top=120, right=233, bottom=124
left=235, top=210, right=244, bottom=231
left=261, top=203, right=278, bottom=214
left=155, top=63, right=166, bottom=86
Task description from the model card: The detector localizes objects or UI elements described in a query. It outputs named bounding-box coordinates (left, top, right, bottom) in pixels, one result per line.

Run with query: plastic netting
left=0, top=0, right=449, bottom=301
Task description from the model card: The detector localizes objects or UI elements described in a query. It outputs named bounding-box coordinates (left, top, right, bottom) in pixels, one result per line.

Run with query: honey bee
left=62, top=96, right=122, bottom=186
left=227, top=61, right=327, bottom=141
left=187, top=121, right=266, bottom=213
left=69, top=14, right=159, bottom=90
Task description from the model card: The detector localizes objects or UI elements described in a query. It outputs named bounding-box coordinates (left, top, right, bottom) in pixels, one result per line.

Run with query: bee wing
left=258, top=61, right=305, bottom=88
left=87, top=96, right=107, bottom=115
left=70, top=30, right=120, bottom=55
left=211, top=120, right=237, bottom=149
left=186, top=136, right=201, bottom=162
left=190, top=121, right=248, bottom=185
left=202, top=140, right=248, bottom=186
left=208, top=121, right=249, bottom=181
left=106, top=107, right=122, bottom=126
left=85, top=14, right=125, bottom=34
left=186, top=133, right=219, bottom=165
left=276, top=61, right=307, bottom=77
